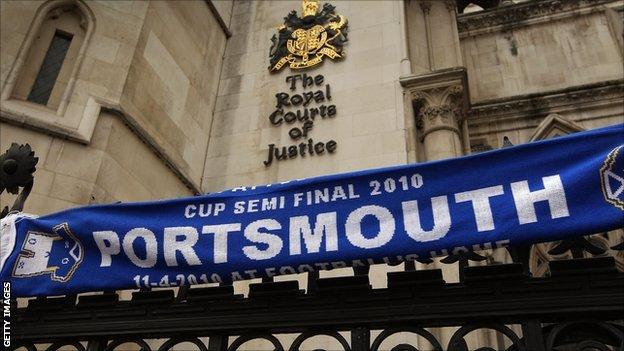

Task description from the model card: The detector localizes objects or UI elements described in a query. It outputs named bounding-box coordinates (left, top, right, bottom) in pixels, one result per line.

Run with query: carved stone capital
left=401, top=67, right=470, bottom=140
left=420, top=104, right=455, bottom=125
left=444, top=0, right=457, bottom=13
left=419, top=1, right=432, bottom=15
left=411, top=84, right=466, bottom=134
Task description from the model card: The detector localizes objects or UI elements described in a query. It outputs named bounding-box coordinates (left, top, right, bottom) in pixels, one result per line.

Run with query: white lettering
left=454, top=185, right=504, bottom=232
left=289, top=212, right=338, bottom=255
left=163, top=227, right=202, bottom=266
left=214, top=203, right=225, bottom=216
left=243, top=219, right=283, bottom=260
left=93, top=231, right=120, bottom=267
left=262, top=197, right=277, bottom=211
left=184, top=205, right=196, bottom=218
left=202, top=223, right=241, bottom=264
left=234, top=201, right=245, bottom=214
left=511, top=175, right=569, bottom=224
left=122, top=228, right=157, bottom=268
left=345, top=205, right=395, bottom=249
left=294, top=193, right=304, bottom=207
left=402, top=196, right=451, bottom=242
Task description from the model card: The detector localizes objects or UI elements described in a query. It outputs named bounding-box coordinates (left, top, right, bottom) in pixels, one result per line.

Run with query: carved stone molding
left=468, top=79, right=624, bottom=123
left=445, top=0, right=457, bottom=13
left=0, top=103, right=203, bottom=194
left=457, top=0, right=614, bottom=34
left=410, top=84, right=465, bottom=136
left=529, top=113, right=586, bottom=141
left=421, top=105, right=455, bottom=123
left=419, top=1, right=432, bottom=15
left=401, top=68, right=469, bottom=140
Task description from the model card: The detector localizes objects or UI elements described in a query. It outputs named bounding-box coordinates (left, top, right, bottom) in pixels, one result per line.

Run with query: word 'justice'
left=265, top=73, right=337, bottom=166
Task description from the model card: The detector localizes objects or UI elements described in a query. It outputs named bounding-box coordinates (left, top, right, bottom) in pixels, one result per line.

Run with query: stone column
left=401, top=1, right=492, bottom=349
left=414, top=86, right=464, bottom=160
left=401, top=68, right=469, bottom=161
left=400, top=69, right=472, bottom=351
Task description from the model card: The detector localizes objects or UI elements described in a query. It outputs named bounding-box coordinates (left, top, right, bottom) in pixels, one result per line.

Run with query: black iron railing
left=8, top=256, right=624, bottom=351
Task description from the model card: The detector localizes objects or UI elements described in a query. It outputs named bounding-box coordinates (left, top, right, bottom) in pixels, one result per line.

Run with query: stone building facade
left=1, top=0, right=623, bottom=349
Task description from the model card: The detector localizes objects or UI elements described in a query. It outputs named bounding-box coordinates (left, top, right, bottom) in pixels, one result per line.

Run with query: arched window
left=3, top=0, right=94, bottom=113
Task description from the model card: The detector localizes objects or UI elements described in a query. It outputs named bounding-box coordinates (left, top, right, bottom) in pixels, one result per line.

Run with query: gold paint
left=302, top=0, right=320, bottom=18
left=269, top=0, right=348, bottom=72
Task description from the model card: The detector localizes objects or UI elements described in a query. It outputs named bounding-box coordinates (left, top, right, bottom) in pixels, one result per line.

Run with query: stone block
left=207, top=132, right=262, bottom=158
left=348, top=26, right=383, bottom=54
left=95, top=156, right=152, bottom=202
left=352, top=108, right=397, bottom=136
left=87, top=34, right=121, bottom=64
left=49, top=173, right=95, bottom=205
left=49, top=142, right=105, bottom=184
left=30, top=168, right=54, bottom=197
left=23, top=192, right=78, bottom=216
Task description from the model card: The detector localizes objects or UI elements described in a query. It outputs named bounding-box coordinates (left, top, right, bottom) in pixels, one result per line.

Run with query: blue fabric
left=2, top=124, right=623, bottom=297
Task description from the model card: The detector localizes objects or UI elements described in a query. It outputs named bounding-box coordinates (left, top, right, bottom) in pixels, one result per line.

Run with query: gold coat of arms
left=269, top=0, right=349, bottom=72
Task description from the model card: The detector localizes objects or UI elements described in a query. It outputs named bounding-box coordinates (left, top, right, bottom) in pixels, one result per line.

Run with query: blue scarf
left=2, top=124, right=623, bottom=297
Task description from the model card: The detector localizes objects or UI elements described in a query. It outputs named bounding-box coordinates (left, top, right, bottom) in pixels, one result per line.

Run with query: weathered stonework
left=468, top=79, right=624, bottom=147
left=0, top=0, right=622, bottom=349
left=401, top=67, right=469, bottom=161
left=457, top=0, right=615, bottom=35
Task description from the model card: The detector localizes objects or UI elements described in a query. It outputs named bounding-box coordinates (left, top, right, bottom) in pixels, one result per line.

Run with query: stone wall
left=1, top=0, right=229, bottom=210
left=1, top=1, right=622, bottom=349
left=458, top=0, right=624, bottom=148
left=203, top=2, right=411, bottom=348
left=211, top=0, right=234, bottom=29
left=203, top=0, right=407, bottom=192
left=460, top=1, right=623, bottom=103
left=0, top=115, right=192, bottom=215
left=0, top=0, right=147, bottom=106
left=120, top=0, right=227, bottom=190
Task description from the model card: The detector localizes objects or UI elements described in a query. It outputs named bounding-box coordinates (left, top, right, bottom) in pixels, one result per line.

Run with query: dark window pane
left=27, top=31, right=73, bottom=106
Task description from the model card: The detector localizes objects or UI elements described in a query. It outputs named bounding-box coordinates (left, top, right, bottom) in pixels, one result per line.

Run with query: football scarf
left=1, top=124, right=622, bottom=297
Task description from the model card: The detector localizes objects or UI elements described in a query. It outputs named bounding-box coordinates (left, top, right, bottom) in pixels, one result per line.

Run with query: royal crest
left=269, top=0, right=348, bottom=72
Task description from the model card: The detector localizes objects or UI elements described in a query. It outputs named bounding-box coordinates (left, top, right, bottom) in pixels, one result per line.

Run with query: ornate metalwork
left=45, top=341, right=86, bottom=351
left=545, top=320, right=624, bottom=351
left=158, top=337, right=208, bottom=351
left=371, top=328, right=442, bottom=351
left=290, top=331, right=350, bottom=351
left=447, top=324, right=524, bottom=351
left=228, top=334, right=284, bottom=351
left=104, top=338, right=151, bottom=351
left=269, top=0, right=348, bottom=72
left=0, top=143, right=38, bottom=219
left=548, top=236, right=608, bottom=258
left=440, top=250, right=488, bottom=282
left=9, top=256, right=624, bottom=350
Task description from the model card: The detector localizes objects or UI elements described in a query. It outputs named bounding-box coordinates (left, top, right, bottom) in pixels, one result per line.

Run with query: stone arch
left=529, top=113, right=585, bottom=141
left=1, top=0, right=95, bottom=114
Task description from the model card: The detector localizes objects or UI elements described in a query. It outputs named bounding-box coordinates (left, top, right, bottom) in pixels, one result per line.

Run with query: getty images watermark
left=2, top=282, right=10, bottom=347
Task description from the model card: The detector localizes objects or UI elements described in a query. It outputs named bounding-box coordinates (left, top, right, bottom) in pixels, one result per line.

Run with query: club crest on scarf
left=269, top=0, right=348, bottom=72
left=600, top=145, right=624, bottom=210
left=12, top=222, right=84, bottom=283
